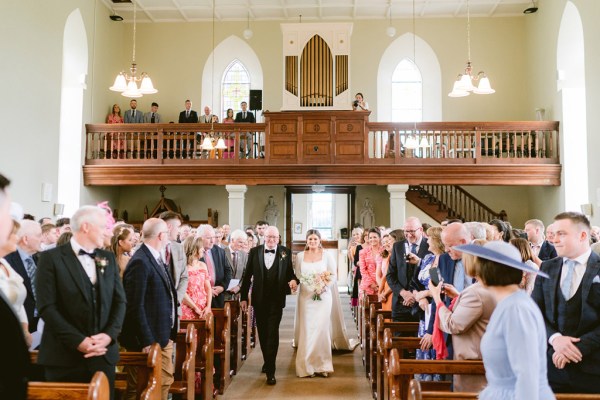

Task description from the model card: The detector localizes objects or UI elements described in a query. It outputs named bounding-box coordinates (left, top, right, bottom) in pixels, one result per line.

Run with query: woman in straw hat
left=455, top=241, right=554, bottom=399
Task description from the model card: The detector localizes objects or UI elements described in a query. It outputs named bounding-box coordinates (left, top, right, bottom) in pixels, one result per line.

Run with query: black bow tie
left=265, top=249, right=275, bottom=254
left=78, top=249, right=97, bottom=258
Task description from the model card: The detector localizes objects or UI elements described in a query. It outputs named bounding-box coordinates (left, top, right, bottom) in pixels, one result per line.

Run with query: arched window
left=221, top=60, right=251, bottom=119
left=391, top=59, right=422, bottom=122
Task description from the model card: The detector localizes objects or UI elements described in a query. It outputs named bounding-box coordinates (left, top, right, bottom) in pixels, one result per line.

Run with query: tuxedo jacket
left=386, top=238, right=431, bottom=317
left=143, top=112, right=161, bottom=123
left=234, top=111, right=255, bottom=123
left=123, top=109, right=144, bottom=123
left=35, top=244, right=126, bottom=367
left=532, top=252, right=600, bottom=375
left=538, top=240, right=558, bottom=261
left=178, top=110, right=199, bottom=123
left=120, top=244, right=178, bottom=350
left=225, top=246, right=248, bottom=281
left=0, top=291, right=30, bottom=399
left=207, top=246, right=232, bottom=308
left=5, top=250, right=39, bottom=332
left=240, top=245, right=297, bottom=311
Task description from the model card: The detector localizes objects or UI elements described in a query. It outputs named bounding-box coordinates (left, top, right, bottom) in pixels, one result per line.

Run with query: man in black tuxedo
left=532, top=212, right=600, bottom=394
left=5, top=219, right=43, bottom=333
left=198, top=224, right=231, bottom=308
left=178, top=99, right=198, bottom=123
left=525, top=218, right=558, bottom=261
left=120, top=218, right=178, bottom=400
left=36, top=206, right=126, bottom=399
left=235, top=101, right=256, bottom=157
left=240, top=226, right=298, bottom=385
left=386, top=217, right=432, bottom=323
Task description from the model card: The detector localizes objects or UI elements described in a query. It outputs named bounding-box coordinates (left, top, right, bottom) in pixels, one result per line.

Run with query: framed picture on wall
left=294, top=222, right=302, bottom=234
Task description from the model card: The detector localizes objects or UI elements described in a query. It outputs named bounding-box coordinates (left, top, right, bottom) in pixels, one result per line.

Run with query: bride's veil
left=292, top=250, right=359, bottom=350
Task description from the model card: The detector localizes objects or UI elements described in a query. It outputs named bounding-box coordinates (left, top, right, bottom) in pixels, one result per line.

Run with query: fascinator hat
left=453, top=241, right=549, bottom=279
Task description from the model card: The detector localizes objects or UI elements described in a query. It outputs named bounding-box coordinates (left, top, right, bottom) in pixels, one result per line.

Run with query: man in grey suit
left=159, top=211, right=188, bottom=320
left=123, top=99, right=144, bottom=123
left=224, top=229, right=248, bottom=300
left=144, top=102, right=161, bottom=123
left=532, top=212, right=600, bottom=394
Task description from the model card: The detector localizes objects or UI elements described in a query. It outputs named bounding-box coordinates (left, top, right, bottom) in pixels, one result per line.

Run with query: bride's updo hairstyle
left=305, top=229, right=322, bottom=250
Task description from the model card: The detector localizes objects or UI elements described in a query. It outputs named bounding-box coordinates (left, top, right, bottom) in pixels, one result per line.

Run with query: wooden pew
left=375, top=318, right=419, bottom=400
left=240, top=304, right=254, bottom=361
left=225, top=299, right=243, bottom=375
left=211, top=303, right=232, bottom=394
left=360, top=293, right=379, bottom=354
left=408, top=379, right=600, bottom=400
left=362, top=294, right=381, bottom=376
left=388, top=350, right=485, bottom=400
left=28, top=371, right=109, bottom=400
left=180, top=314, right=215, bottom=400
left=169, top=323, right=196, bottom=400
left=369, top=307, right=391, bottom=396
left=117, top=343, right=162, bottom=400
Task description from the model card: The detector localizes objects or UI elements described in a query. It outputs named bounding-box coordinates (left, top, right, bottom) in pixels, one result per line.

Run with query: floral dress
left=415, top=253, right=441, bottom=381
left=359, top=246, right=379, bottom=295
left=181, top=266, right=210, bottom=320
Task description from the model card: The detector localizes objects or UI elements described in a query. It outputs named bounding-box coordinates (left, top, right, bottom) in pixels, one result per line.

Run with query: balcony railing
left=85, top=121, right=559, bottom=165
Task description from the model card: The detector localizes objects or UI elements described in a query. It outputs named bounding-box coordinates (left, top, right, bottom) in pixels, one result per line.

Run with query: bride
left=294, top=229, right=358, bottom=378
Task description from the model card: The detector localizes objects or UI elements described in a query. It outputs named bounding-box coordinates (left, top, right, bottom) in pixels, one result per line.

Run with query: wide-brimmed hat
left=453, top=241, right=549, bottom=279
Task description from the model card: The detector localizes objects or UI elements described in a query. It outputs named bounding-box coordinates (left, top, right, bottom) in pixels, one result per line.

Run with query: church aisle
left=221, top=292, right=372, bottom=399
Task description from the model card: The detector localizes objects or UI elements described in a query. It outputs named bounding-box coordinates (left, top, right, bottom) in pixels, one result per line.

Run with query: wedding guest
left=40, top=223, right=58, bottom=251
left=376, top=234, right=395, bottom=310
left=181, top=237, right=211, bottom=319
left=349, top=227, right=364, bottom=308
left=56, top=231, right=73, bottom=247
left=143, top=102, right=161, bottom=123
left=223, top=108, right=235, bottom=123
left=109, top=224, right=135, bottom=278
left=359, top=228, right=381, bottom=297
left=352, top=92, right=369, bottom=111
left=106, top=104, right=123, bottom=124
left=510, top=237, right=540, bottom=294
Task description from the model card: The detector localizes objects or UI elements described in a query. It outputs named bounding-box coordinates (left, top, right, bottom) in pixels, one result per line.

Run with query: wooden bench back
left=225, top=299, right=243, bottom=374
left=118, top=343, right=162, bottom=400
left=211, top=303, right=232, bottom=394
left=170, top=323, right=196, bottom=400
left=180, top=315, right=215, bottom=400
left=28, top=371, right=109, bottom=400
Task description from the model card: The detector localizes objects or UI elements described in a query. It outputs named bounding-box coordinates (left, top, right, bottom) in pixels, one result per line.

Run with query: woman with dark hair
left=456, top=241, right=552, bottom=399
left=294, top=229, right=357, bottom=378
left=358, top=228, right=381, bottom=297
left=352, top=92, right=369, bottom=111
left=489, top=219, right=510, bottom=242
left=351, top=229, right=368, bottom=307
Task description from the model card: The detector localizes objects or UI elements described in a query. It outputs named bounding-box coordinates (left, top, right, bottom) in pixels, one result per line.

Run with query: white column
left=388, top=184, right=409, bottom=229
left=226, top=185, right=247, bottom=231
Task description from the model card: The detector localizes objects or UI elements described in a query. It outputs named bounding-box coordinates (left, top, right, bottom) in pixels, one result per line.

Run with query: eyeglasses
left=404, top=228, right=422, bottom=234
left=265, top=235, right=279, bottom=240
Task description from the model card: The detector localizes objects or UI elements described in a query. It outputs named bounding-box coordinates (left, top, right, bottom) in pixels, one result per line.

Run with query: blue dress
left=479, top=290, right=555, bottom=400
left=415, top=254, right=441, bottom=381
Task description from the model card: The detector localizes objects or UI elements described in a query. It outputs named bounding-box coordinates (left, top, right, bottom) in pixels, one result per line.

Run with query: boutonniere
left=280, top=251, right=287, bottom=260
left=95, top=257, right=108, bottom=274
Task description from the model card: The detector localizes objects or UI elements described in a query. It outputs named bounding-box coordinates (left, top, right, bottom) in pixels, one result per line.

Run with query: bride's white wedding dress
left=294, top=251, right=359, bottom=378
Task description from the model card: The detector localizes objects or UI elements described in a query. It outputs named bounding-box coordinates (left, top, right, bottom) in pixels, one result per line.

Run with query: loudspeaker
left=249, top=90, right=262, bottom=110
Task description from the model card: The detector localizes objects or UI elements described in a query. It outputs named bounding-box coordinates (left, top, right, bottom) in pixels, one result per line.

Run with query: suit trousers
left=45, top=358, right=116, bottom=400
left=548, top=359, right=600, bottom=393
left=255, top=305, right=283, bottom=375
left=125, top=340, right=174, bottom=400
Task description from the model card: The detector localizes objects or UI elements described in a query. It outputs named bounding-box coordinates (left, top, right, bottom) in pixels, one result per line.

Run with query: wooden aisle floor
left=220, top=291, right=372, bottom=399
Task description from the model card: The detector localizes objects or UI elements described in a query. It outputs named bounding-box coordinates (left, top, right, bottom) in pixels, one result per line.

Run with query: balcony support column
left=226, top=185, right=248, bottom=231
left=388, top=184, right=410, bottom=229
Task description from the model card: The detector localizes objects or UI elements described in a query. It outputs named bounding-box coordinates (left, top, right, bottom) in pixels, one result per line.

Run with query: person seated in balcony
left=352, top=92, right=369, bottom=111
left=143, top=102, right=161, bottom=123
left=200, top=106, right=218, bottom=123
left=178, top=99, right=198, bottom=123
left=106, top=104, right=123, bottom=124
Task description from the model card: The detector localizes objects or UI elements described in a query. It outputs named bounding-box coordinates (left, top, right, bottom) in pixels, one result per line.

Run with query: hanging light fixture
left=448, top=0, right=494, bottom=97
left=386, top=1, right=396, bottom=37
left=243, top=12, right=253, bottom=40
left=109, top=0, right=157, bottom=97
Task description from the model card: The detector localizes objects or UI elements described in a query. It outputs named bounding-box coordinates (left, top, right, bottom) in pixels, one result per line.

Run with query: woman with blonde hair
left=509, top=237, right=540, bottom=294
left=109, top=224, right=135, bottom=278
left=181, top=236, right=212, bottom=319
left=375, top=234, right=395, bottom=310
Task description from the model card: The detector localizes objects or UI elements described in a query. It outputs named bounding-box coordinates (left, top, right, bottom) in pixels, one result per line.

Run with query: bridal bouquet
left=300, top=271, right=332, bottom=301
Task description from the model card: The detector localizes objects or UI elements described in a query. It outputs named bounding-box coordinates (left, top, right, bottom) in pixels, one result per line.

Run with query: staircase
left=406, top=185, right=507, bottom=223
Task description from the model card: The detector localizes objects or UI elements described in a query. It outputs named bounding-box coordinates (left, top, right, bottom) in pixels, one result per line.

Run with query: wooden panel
left=336, top=142, right=363, bottom=157
left=302, top=141, right=331, bottom=162
left=303, top=120, right=331, bottom=135
left=271, top=120, right=297, bottom=135
left=269, top=143, right=297, bottom=160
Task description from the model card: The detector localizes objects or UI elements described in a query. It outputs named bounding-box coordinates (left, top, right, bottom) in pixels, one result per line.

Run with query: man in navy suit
left=5, top=219, right=43, bottom=333
left=525, top=218, right=558, bottom=261
left=197, top=224, right=232, bottom=308
left=121, top=218, right=178, bottom=400
left=178, top=99, right=199, bottom=123
left=123, top=99, right=144, bottom=123
left=240, top=226, right=298, bottom=385
left=386, top=217, right=432, bottom=323
left=532, top=212, right=600, bottom=394
left=36, top=206, right=126, bottom=399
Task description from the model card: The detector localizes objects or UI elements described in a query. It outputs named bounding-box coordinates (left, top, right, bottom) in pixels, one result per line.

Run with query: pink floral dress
left=359, top=246, right=379, bottom=295
left=181, top=266, right=210, bottom=320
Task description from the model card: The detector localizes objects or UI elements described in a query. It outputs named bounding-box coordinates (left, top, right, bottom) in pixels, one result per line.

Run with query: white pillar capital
left=387, top=184, right=410, bottom=229
left=226, top=185, right=247, bottom=231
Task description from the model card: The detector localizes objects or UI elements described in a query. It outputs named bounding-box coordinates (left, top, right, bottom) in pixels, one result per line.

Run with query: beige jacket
left=438, top=281, right=496, bottom=392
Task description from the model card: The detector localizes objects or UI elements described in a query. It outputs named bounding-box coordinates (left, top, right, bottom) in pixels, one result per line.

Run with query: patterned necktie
left=561, top=259, right=576, bottom=300
left=25, top=257, right=36, bottom=300
left=205, top=252, right=216, bottom=286
left=410, top=243, right=417, bottom=255
left=165, top=244, right=171, bottom=266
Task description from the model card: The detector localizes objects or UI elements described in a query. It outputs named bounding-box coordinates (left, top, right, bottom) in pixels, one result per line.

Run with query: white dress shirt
left=264, top=246, right=277, bottom=269
left=71, top=238, right=98, bottom=285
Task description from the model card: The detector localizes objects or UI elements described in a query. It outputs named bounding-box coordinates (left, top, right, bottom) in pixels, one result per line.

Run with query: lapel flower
left=280, top=250, right=287, bottom=260
left=95, top=257, right=109, bottom=274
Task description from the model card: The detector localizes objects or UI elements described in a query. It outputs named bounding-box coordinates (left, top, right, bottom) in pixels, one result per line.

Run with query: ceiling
left=102, top=0, right=537, bottom=23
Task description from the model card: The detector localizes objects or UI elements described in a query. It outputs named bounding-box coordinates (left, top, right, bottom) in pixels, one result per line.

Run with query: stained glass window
left=221, top=60, right=251, bottom=120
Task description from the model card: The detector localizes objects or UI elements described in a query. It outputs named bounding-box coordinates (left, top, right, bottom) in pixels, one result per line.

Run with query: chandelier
left=448, top=0, right=494, bottom=97
left=109, top=0, right=157, bottom=98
